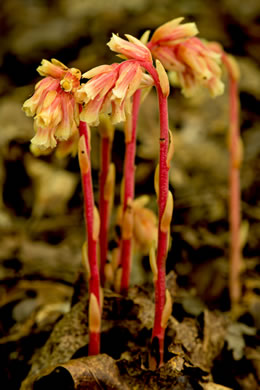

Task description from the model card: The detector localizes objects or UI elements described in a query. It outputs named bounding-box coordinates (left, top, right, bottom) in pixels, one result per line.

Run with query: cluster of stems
left=79, top=51, right=241, bottom=365
left=23, top=18, right=242, bottom=368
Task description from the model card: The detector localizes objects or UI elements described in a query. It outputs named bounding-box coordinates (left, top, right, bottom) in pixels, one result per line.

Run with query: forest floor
left=0, top=0, right=259, bottom=389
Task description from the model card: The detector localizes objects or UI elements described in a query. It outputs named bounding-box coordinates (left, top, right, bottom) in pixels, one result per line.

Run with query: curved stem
left=79, top=119, right=101, bottom=355
left=120, top=89, right=141, bottom=294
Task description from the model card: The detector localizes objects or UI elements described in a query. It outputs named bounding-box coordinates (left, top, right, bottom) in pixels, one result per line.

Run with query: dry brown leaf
left=33, top=355, right=129, bottom=390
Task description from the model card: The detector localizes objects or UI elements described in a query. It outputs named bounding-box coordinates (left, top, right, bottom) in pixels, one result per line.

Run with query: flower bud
left=156, top=60, right=170, bottom=97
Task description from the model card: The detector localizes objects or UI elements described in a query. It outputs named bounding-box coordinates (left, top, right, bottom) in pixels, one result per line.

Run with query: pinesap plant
left=22, top=17, right=241, bottom=369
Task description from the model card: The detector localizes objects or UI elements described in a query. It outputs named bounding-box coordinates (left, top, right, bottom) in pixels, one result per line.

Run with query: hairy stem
left=79, top=120, right=101, bottom=355
left=120, top=89, right=141, bottom=294
left=138, top=61, right=170, bottom=368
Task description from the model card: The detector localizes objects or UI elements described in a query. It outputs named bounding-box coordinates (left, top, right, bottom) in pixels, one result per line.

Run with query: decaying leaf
left=225, top=322, right=257, bottom=360
left=33, top=355, right=129, bottom=390
left=169, top=310, right=228, bottom=372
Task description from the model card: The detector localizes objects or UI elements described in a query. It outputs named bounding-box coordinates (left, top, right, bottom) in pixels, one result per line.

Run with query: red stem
left=79, top=119, right=101, bottom=355
left=99, top=136, right=112, bottom=286
left=222, top=54, right=241, bottom=305
left=120, top=89, right=141, bottom=294
left=152, top=95, right=169, bottom=367
left=88, top=331, right=100, bottom=356
left=137, top=62, right=170, bottom=367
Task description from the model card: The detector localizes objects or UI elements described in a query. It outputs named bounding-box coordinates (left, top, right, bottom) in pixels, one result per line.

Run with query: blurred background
left=0, top=0, right=259, bottom=388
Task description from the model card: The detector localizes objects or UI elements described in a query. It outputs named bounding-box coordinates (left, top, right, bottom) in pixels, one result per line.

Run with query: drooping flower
left=107, top=33, right=153, bottom=63
left=147, top=18, right=224, bottom=97
left=23, top=59, right=81, bottom=153
left=149, top=17, right=198, bottom=47
left=76, top=61, right=153, bottom=126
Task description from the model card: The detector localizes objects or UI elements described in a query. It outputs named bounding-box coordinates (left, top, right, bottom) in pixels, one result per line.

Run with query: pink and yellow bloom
left=149, top=17, right=198, bottom=47
left=147, top=18, right=224, bottom=97
left=76, top=61, right=153, bottom=126
left=23, top=59, right=81, bottom=153
left=107, top=33, right=153, bottom=63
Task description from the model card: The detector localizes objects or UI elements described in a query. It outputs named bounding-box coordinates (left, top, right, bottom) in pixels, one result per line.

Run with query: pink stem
left=222, top=54, right=241, bottom=305
left=79, top=119, right=101, bottom=355
left=137, top=62, right=170, bottom=367
left=99, top=136, right=112, bottom=286
left=120, top=89, right=141, bottom=294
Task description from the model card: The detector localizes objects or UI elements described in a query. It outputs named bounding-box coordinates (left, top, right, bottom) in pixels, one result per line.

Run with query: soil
left=0, top=0, right=259, bottom=389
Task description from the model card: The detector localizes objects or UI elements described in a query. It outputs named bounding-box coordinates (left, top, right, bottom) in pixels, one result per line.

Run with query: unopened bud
left=78, top=135, right=90, bottom=174
left=156, top=60, right=170, bottom=97
left=89, top=293, right=101, bottom=333
left=160, top=191, right=174, bottom=233
left=161, top=289, right=172, bottom=328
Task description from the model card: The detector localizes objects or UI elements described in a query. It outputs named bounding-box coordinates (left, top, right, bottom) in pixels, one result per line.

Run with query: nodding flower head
left=107, top=33, right=153, bottom=63
left=76, top=61, right=153, bottom=126
left=149, top=17, right=198, bottom=47
left=23, top=59, right=81, bottom=153
left=172, top=38, right=224, bottom=97
left=147, top=17, right=224, bottom=97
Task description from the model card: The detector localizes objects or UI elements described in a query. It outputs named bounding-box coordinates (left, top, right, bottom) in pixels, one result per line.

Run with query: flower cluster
left=148, top=18, right=224, bottom=97
left=23, top=59, right=81, bottom=155
left=76, top=60, right=153, bottom=126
